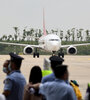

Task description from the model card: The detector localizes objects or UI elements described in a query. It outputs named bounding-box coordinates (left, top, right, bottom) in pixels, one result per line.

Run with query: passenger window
left=49, top=39, right=59, bottom=41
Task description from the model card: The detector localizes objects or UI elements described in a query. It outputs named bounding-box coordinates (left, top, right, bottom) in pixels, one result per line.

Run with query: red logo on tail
left=43, top=9, right=47, bottom=36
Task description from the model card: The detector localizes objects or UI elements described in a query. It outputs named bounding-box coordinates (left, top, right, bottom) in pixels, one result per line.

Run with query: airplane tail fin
left=43, top=9, right=47, bottom=36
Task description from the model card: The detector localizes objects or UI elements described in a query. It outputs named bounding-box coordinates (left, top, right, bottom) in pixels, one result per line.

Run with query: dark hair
left=29, top=66, right=42, bottom=84
left=51, top=61, right=63, bottom=70
left=5, top=60, right=10, bottom=65
left=4, top=60, right=10, bottom=68
left=54, top=65, right=68, bottom=79
left=49, top=56, right=64, bottom=70
left=12, top=60, right=22, bottom=69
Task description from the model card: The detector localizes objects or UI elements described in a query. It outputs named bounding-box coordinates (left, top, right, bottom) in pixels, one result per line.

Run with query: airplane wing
left=0, top=42, right=44, bottom=49
left=61, top=43, right=90, bottom=48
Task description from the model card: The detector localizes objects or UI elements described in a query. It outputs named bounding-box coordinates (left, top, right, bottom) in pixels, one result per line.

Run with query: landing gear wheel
left=37, top=53, right=39, bottom=58
left=33, top=52, right=39, bottom=58
left=61, top=53, right=64, bottom=58
left=33, top=48, right=39, bottom=58
left=58, top=53, right=64, bottom=58
left=33, top=53, right=36, bottom=58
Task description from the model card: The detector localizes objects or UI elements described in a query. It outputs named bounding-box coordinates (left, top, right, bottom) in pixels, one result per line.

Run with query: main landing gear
left=33, top=48, right=39, bottom=58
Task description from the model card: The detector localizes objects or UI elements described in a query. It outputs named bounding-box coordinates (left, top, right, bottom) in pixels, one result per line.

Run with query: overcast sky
left=0, top=0, right=90, bottom=36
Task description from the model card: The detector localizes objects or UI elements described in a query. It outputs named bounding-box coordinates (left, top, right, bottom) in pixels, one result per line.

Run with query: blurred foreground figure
left=29, top=65, right=77, bottom=100
left=3, top=52, right=26, bottom=100
left=84, top=83, right=90, bottom=100
left=70, top=80, right=82, bottom=100
left=2, top=60, right=10, bottom=100
left=23, top=66, right=42, bottom=100
left=0, top=94, right=6, bottom=100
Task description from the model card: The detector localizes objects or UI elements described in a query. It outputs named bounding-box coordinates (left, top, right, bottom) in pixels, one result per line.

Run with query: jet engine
left=23, top=45, right=33, bottom=54
left=67, top=46, right=77, bottom=55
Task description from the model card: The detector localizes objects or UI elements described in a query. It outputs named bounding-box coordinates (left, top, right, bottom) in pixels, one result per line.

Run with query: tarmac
left=0, top=55, right=90, bottom=98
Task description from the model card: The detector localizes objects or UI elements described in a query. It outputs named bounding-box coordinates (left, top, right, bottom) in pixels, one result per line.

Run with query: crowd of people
left=0, top=52, right=89, bottom=100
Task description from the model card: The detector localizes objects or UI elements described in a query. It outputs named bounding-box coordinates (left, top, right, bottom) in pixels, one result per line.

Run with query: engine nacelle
left=23, top=45, right=33, bottom=54
left=67, top=46, right=77, bottom=55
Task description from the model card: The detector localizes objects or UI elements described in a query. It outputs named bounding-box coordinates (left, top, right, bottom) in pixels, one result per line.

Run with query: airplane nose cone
left=52, top=43, right=60, bottom=51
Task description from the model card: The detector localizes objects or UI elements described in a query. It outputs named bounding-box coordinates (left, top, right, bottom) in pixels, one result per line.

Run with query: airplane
left=0, top=11, right=90, bottom=58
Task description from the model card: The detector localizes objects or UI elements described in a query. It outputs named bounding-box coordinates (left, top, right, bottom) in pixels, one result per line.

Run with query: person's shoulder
left=42, top=73, right=55, bottom=83
left=65, top=83, right=74, bottom=91
left=8, top=71, right=17, bottom=78
left=56, top=81, right=72, bottom=89
left=7, top=71, right=25, bottom=81
left=11, top=71, right=23, bottom=77
left=5, top=73, right=13, bottom=81
left=20, top=73, right=26, bottom=81
left=41, top=75, right=50, bottom=83
left=44, top=73, right=54, bottom=78
left=42, top=73, right=53, bottom=79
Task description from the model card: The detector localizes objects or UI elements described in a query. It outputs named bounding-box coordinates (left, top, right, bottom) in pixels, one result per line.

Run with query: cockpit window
left=49, top=39, right=59, bottom=41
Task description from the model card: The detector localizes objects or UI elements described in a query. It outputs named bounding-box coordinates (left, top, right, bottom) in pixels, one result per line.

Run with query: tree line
left=0, top=27, right=90, bottom=42
left=0, top=27, right=90, bottom=55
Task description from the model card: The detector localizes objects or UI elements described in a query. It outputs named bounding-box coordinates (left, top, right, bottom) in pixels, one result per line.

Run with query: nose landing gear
left=58, top=49, right=64, bottom=58
left=52, top=50, right=64, bottom=58
left=52, top=51, right=56, bottom=56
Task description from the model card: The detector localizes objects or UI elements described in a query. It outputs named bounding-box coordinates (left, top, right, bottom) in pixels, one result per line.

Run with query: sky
left=0, top=0, right=90, bottom=36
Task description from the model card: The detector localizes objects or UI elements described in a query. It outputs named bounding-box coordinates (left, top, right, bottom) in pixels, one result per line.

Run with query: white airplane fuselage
left=39, top=34, right=61, bottom=52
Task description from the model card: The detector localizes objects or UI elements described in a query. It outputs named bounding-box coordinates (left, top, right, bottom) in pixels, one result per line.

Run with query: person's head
left=49, top=56, right=64, bottom=71
left=29, top=66, right=42, bottom=84
left=54, top=65, right=69, bottom=81
left=9, top=52, right=24, bottom=71
left=3, top=60, right=10, bottom=74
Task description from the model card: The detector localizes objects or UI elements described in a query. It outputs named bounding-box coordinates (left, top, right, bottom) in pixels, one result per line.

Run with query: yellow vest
left=70, top=82, right=82, bottom=100
left=42, top=70, right=52, bottom=77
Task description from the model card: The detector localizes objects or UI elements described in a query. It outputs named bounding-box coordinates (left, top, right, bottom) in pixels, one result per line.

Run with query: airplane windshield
left=49, top=39, right=59, bottom=41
